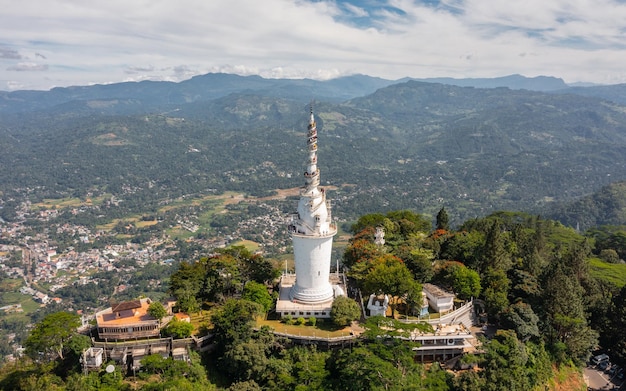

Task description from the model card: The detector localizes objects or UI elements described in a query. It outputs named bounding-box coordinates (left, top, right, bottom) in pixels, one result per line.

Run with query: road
left=584, top=366, right=621, bottom=390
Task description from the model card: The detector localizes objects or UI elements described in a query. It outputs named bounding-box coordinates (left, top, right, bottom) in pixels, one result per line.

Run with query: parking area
left=585, top=354, right=624, bottom=390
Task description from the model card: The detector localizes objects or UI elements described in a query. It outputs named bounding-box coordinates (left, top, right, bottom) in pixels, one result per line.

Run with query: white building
left=277, top=108, right=344, bottom=318
left=82, top=347, right=104, bottom=369
left=367, top=294, right=389, bottom=317
left=423, top=283, right=455, bottom=313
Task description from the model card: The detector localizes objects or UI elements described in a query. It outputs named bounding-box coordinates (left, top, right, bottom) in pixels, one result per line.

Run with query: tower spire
left=304, top=103, right=320, bottom=194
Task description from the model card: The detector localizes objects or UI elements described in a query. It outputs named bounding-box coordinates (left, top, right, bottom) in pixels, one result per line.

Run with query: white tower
left=288, top=108, right=336, bottom=304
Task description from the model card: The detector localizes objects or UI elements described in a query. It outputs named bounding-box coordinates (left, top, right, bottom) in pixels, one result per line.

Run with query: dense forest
left=3, top=209, right=626, bottom=390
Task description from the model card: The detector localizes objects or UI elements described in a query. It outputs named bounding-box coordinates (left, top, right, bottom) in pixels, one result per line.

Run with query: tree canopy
left=24, top=311, right=82, bottom=361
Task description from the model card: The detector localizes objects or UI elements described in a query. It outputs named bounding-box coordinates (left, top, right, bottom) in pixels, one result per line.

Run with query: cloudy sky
left=2, top=0, right=626, bottom=91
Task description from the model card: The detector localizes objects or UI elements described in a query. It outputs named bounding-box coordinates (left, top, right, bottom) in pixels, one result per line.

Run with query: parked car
left=598, top=361, right=610, bottom=371
left=591, top=353, right=610, bottom=365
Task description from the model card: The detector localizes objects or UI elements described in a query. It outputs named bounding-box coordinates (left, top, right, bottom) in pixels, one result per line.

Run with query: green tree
left=289, top=346, right=329, bottom=391
left=343, top=237, right=383, bottom=269
left=65, top=371, right=104, bottom=391
left=227, top=380, right=262, bottom=391
left=454, top=370, right=485, bottom=391
left=223, top=339, right=269, bottom=382
left=65, top=333, right=92, bottom=365
left=242, top=281, right=273, bottom=313
left=350, top=213, right=387, bottom=235
left=442, top=263, right=481, bottom=300
left=329, top=340, right=427, bottom=390
left=439, top=230, right=485, bottom=271
left=394, top=245, right=435, bottom=282
left=481, top=268, right=510, bottom=320
left=599, top=248, right=620, bottom=263
left=330, top=296, right=361, bottom=327
left=481, top=330, right=531, bottom=391
left=404, top=280, right=425, bottom=317
left=606, top=285, right=626, bottom=363
left=422, top=363, right=453, bottom=390
left=500, top=302, right=540, bottom=341
left=211, top=299, right=263, bottom=351
left=148, top=301, right=167, bottom=323
left=436, top=207, right=450, bottom=231
left=18, top=372, right=64, bottom=391
left=363, top=255, right=418, bottom=317
left=169, top=261, right=203, bottom=313
left=482, top=220, right=512, bottom=272
left=330, top=345, right=402, bottom=391
left=24, top=311, right=81, bottom=361
left=142, top=354, right=169, bottom=375
left=542, top=262, right=597, bottom=363
left=163, top=319, right=194, bottom=338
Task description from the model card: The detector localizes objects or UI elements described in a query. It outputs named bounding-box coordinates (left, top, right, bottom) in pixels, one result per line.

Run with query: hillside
left=547, top=181, right=626, bottom=229
left=2, top=75, right=626, bottom=226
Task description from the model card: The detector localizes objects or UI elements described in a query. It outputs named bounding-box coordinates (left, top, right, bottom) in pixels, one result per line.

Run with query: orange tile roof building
left=95, top=298, right=160, bottom=341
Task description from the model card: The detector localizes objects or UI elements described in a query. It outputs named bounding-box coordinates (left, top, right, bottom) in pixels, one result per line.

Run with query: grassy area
left=230, top=240, right=260, bottom=252
left=165, top=226, right=196, bottom=240
left=0, top=291, right=41, bottom=314
left=189, top=310, right=213, bottom=334
left=158, top=191, right=242, bottom=213
left=97, top=215, right=158, bottom=231
left=589, top=257, right=626, bottom=288
left=136, top=220, right=158, bottom=228
left=196, top=199, right=229, bottom=224
left=0, top=279, right=21, bottom=293
left=256, top=318, right=351, bottom=338
left=31, top=194, right=110, bottom=211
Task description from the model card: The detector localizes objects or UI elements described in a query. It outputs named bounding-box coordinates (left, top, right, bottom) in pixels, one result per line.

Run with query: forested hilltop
left=3, top=209, right=626, bottom=390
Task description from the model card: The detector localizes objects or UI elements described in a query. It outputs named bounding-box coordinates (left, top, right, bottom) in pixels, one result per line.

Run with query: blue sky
left=2, top=0, right=626, bottom=91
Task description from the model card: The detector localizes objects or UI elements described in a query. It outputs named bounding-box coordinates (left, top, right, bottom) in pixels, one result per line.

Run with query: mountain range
left=2, top=73, right=626, bottom=228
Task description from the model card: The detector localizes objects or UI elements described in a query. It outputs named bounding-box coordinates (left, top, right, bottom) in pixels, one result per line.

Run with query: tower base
left=289, top=283, right=334, bottom=304
left=276, top=273, right=346, bottom=319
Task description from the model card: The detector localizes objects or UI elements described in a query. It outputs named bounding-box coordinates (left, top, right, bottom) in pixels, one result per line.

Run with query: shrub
left=283, top=315, right=295, bottom=325
left=307, top=317, right=317, bottom=326
left=296, top=317, right=306, bottom=325
left=331, top=296, right=361, bottom=326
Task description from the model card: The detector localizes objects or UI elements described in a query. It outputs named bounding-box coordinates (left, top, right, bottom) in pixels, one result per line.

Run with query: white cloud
left=7, top=62, right=48, bottom=71
left=1, top=0, right=626, bottom=90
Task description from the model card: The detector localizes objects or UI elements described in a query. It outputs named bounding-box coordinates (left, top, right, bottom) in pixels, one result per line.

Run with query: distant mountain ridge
left=0, top=73, right=395, bottom=114
left=408, top=74, right=569, bottom=91
left=3, top=72, right=626, bottom=115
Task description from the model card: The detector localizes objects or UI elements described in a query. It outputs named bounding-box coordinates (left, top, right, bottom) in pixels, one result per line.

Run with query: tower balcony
left=303, top=169, right=319, bottom=178
left=290, top=225, right=337, bottom=238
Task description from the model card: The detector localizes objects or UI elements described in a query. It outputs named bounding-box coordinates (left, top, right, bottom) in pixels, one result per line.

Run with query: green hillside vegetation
left=3, top=79, right=626, bottom=230
left=5, top=209, right=626, bottom=390
left=589, top=257, right=626, bottom=287
left=548, top=181, right=626, bottom=230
